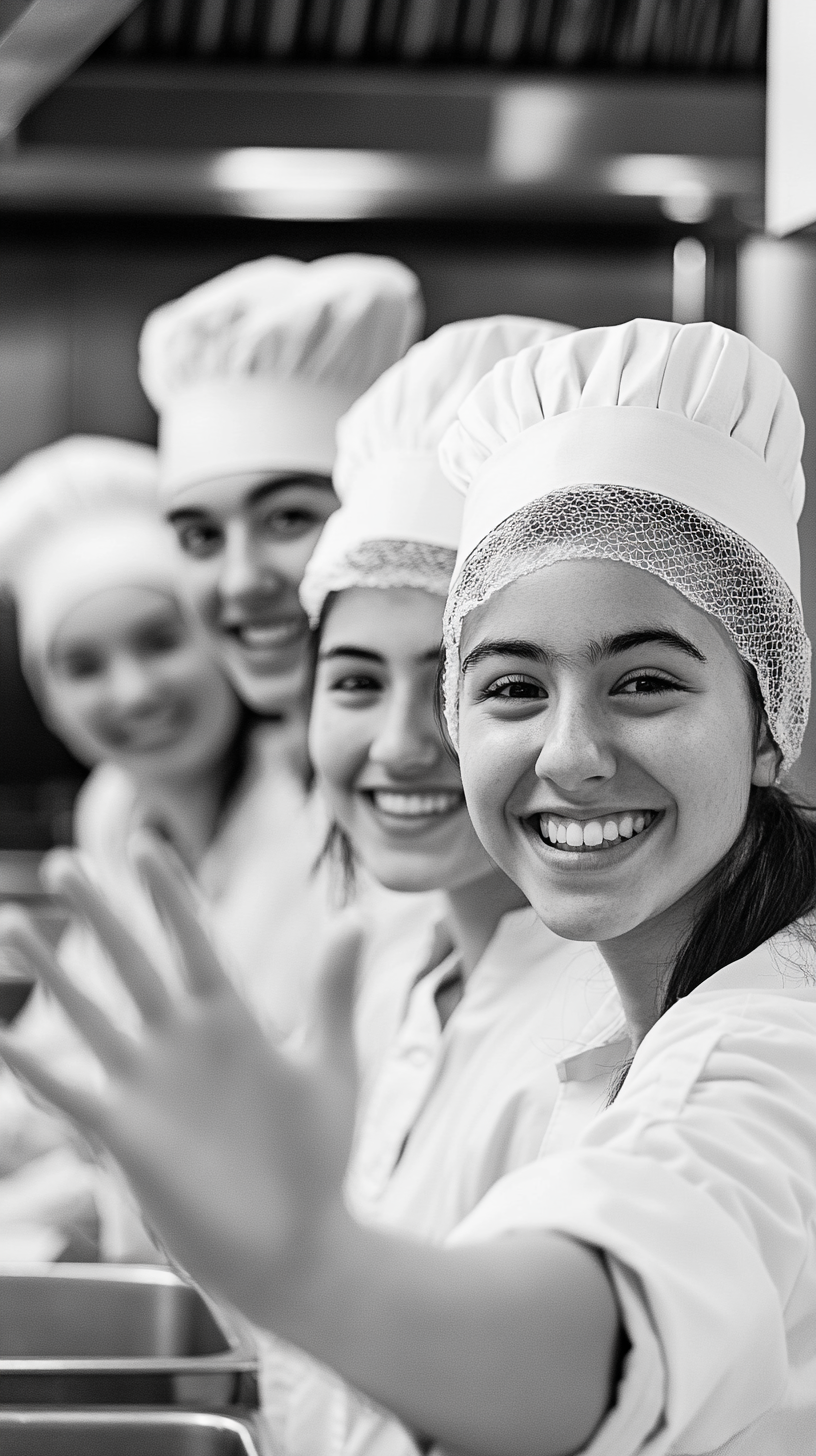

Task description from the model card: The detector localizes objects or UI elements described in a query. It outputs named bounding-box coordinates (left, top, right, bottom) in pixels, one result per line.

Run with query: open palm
left=0, top=838, right=362, bottom=1327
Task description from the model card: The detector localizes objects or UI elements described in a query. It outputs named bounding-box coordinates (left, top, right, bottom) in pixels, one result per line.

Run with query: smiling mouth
left=112, top=708, right=187, bottom=751
left=531, top=809, right=661, bottom=853
left=365, top=789, right=465, bottom=821
left=224, top=619, right=305, bottom=652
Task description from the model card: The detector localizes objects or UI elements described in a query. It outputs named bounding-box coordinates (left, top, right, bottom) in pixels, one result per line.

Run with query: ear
left=751, top=719, right=782, bottom=788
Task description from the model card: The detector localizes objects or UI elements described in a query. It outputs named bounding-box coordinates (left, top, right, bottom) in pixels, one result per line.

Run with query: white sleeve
left=450, top=989, right=816, bottom=1456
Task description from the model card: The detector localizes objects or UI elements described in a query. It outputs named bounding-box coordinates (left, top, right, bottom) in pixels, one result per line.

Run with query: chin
left=225, top=659, right=308, bottom=718
left=519, top=884, right=650, bottom=944
left=358, top=849, right=442, bottom=897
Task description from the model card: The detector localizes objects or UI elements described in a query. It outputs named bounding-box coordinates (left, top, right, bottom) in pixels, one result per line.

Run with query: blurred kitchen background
left=0, top=0, right=813, bottom=855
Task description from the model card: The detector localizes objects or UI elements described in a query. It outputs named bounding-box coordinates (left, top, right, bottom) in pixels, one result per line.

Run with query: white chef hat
left=139, top=254, right=424, bottom=496
left=439, top=318, right=810, bottom=770
left=0, top=435, right=189, bottom=675
left=300, top=315, right=574, bottom=626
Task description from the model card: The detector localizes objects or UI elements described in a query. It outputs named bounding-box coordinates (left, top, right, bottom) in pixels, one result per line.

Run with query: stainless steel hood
left=0, top=0, right=142, bottom=138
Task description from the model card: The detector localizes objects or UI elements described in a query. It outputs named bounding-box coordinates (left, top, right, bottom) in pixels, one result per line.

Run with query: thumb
left=312, top=913, right=364, bottom=1094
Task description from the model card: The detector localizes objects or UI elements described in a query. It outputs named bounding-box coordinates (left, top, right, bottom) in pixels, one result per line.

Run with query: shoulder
left=617, top=929, right=816, bottom=1125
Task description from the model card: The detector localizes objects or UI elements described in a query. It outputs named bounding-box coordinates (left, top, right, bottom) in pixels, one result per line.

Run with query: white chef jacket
left=452, top=922, right=816, bottom=1456
left=63, top=719, right=338, bottom=1034
left=258, top=907, right=618, bottom=1456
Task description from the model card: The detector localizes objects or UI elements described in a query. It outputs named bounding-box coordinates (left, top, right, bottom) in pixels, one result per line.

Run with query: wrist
left=251, top=1194, right=367, bottom=1352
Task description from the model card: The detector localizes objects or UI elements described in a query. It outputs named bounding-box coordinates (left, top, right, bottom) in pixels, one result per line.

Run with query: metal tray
left=0, top=1408, right=266, bottom=1454
left=0, top=1266, right=257, bottom=1408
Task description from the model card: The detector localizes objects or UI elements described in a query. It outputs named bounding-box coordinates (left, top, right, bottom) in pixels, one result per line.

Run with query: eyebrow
left=461, top=628, right=706, bottom=673
left=319, top=645, right=442, bottom=665
left=166, top=507, right=206, bottom=524
left=167, top=475, right=332, bottom=523
left=247, top=474, right=332, bottom=507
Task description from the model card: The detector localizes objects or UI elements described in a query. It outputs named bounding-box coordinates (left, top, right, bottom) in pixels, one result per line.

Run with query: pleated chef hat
left=0, top=435, right=188, bottom=675
left=139, top=254, right=424, bottom=496
left=439, top=318, right=810, bottom=769
left=300, top=314, right=574, bottom=626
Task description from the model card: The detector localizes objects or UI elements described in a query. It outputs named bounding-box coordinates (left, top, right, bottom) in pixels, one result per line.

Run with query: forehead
left=321, top=587, right=445, bottom=658
left=166, top=470, right=334, bottom=519
left=460, top=558, right=729, bottom=660
left=53, top=585, right=183, bottom=645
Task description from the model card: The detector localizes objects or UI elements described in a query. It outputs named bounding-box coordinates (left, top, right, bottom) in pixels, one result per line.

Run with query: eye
left=173, top=520, right=223, bottom=560
left=56, top=651, right=104, bottom=681
left=133, top=626, right=184, bottom=658
left=329, top=672, right=382, bottom=696
left=257, top=506, right=324, bottom=541
left=481, top=674, right=547, bottom=702
left=613, top=670, right=683, bottom=698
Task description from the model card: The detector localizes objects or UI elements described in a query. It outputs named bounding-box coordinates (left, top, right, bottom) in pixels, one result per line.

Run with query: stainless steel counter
left=0, top=1265, right=258, bottom=1408
left=0, top=1408, right=265, bottom=1453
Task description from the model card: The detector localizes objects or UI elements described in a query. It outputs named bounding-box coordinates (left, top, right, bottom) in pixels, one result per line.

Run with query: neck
left=596, top=884, right=703, bottom=1048
left=132, top=760, right=230, bottom=874
left=443, top=869, right=529, bottom=980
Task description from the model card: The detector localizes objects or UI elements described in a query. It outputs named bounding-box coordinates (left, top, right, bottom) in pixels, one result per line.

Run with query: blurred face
left=44, top=585, right=241, bottom=780
left=167, top=471, right=338, bottom=716
left=310, top=586, right=496, bottom=895
left=457, top=559, right=778, bottom=947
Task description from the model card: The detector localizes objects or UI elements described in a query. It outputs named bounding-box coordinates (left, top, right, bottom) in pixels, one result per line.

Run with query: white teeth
left=538, top=810, right=655, bottom=851
left=373, top=791, right=461, bottom=818
left=237, top=622, right=301, bottom=648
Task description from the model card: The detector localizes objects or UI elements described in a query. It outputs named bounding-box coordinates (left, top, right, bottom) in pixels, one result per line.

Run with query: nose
left=219, top=519, right=283, bottom=602
left=369, top=680, right=440, bottom=777
left=106, top=655, right=156, bottom=713
left=534, top=688, right=616, bottom=791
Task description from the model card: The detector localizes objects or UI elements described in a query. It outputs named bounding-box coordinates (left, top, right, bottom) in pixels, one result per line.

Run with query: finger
left=312, top=914, right=363, bottom=1092
left=131, top=835, right=230, bottom=998
left=0, top=908, right=137, bottom=1076
left=0, top=1030, right=104, bottom=1136
left=42, top=850, right=173, bottom=1025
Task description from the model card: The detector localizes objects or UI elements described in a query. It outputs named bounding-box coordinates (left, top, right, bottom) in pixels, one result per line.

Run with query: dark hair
left=662, top=781, right=816, bottom=1011
left=434, top=650, right=460, bottom=766
left=308, top=592, right=358, bottom=900
left=662, top=667, right=816, bottom=1012
left=213, top=702, right=264, bottom=825
left=609, top=671, right=816, bottom=1098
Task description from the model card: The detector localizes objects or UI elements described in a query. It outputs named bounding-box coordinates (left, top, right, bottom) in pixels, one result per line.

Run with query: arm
left=0, top=839, right=619, bottom=1456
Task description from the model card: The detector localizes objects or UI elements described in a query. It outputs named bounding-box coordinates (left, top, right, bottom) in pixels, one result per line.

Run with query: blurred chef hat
left=439, top=317, right=810, bottom=769
left=0, top=435, right=188, bottom=674
left=300, top=314, right=573, bottom=626
left=139, top=254, right=424, bottom=497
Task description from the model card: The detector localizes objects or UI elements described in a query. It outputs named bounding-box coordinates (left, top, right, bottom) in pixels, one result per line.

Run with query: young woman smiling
left=1, top=320, right=815, bottom=1456
left=254, top=314, right=610, bottom=1456
left=0, top=435, right=241, bottom=1257
left=137, top=255, right=426, bottom=1047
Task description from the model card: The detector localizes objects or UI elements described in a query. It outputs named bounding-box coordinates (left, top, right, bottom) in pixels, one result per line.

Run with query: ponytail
left=661, top=783, right=816, bottom=1014
left=611, top=670, right=816, bottom=1099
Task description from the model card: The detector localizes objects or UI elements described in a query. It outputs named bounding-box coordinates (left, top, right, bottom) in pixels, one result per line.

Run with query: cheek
left=261, top=532, right=325, bottom=589
left=42, top=681, right=110, bottom=764
left=310, top=705, right=369, bottom=792
left=627, top=696, right=755, bottom=877
left=458, top=717, right=526, bottom=840
left=182, top=559, right=222, bottom=620
left=670, top=702, right=754, bottom=847
left=47, top=681, right=104, bottom=733
left=164, top=651, right=213, bottom=696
